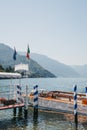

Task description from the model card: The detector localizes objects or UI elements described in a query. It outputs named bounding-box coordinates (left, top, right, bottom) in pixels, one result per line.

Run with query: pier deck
left=0, top=103, right=24, bottom=110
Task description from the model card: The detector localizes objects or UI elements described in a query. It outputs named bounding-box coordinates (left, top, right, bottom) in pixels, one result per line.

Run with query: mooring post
left=16, top=85, right=23, bottom=116
left=19, top=107, right=22, bottom=114
left=17, top=85, right=22, bottom=103
left=86, top=87, right=87, bottom=98
left=18, top=107, right=23, bottom=118
left=14, top=84, right=16, bottom=100
left=13, top=108, right=16, bottom=116
left=10, top=78, right=12, bottom=99
left=24, top=85, right=28, bottom=117
left=33, top=85, right=38, bottom=116
left=74, top=85, right=78, bottom=128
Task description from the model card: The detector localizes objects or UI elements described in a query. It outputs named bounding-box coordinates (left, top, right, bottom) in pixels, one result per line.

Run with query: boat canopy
left=0, top=72, right=21, bottom=79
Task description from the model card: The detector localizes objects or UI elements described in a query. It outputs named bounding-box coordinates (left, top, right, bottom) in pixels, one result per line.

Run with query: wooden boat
left=29, top=89, right=87, bottom=116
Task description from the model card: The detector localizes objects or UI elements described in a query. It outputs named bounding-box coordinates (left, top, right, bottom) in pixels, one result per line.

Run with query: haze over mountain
left=31, top=53, right=87, bottom=77
left=30, top=53, right=81, bottom=77
left=21, top=52, right=87, bottom=77
left=1, top=43, right=87, bottom=77
left=19, top=52, right=81, bottom=77
left=0, top=43, right=56, bottom=78
left=72, top=65, right=87, bottom=77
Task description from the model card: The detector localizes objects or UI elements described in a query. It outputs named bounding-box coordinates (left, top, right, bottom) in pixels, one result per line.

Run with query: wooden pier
left=0, top=84, right=29, bottom=112
left=0, top=103, right=24, bottom=110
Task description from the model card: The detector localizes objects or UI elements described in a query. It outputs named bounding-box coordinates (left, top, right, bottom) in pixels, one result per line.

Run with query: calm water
left=0, top=78, right=87, bottom=130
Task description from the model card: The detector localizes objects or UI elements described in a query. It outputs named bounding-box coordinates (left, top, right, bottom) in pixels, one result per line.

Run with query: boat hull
left=29, top=96, right=87, bottom=116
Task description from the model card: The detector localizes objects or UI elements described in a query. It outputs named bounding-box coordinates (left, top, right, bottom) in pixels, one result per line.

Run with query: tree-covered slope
left=0, top=43, right=56, bottom=78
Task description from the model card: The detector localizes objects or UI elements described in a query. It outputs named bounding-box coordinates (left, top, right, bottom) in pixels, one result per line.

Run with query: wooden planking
left=0, top=103, right=24, bottom=110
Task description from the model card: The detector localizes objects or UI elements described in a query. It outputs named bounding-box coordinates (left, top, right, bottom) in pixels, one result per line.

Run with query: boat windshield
left=30, top=89, right=47, bottom=94
left=38, top=89, right=48, bottom=94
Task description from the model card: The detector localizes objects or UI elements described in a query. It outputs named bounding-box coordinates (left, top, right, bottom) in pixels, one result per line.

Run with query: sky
left=0, top=0, right=87, bottom=65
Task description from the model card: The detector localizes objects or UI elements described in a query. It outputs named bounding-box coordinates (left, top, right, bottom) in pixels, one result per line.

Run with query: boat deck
left=30, top=90, right=87, bottom=105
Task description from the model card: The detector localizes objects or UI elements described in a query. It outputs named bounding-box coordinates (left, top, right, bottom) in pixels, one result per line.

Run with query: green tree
left=0, top=64, right=4, bottom=72
left=5, top=66, right=14, bottom=72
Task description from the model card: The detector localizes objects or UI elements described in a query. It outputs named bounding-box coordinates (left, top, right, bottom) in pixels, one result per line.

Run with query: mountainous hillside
left=0, top=43, right=56, bottom=78
left=72, top=65, right=87, bottom=77
left=31, top=53, right=87, bottom=77
left=19, top=52, right=80, bottom=77
left=2, top=43, right=86, bottom=78
left=30, top=53, right=80, bottom=77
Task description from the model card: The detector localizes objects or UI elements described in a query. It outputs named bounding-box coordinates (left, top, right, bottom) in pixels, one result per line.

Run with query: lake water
left=0, top=78, right=87, bottom=130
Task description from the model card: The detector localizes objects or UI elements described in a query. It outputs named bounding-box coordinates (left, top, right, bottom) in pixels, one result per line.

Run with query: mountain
left=31, top=53, right=81, bottom=77
left=0, top=43, right=56, bottom=78
left=19, top=52, right=80, bottom=77
left=72, top=65, right=87, bottom=77
left=2, top=43, right=86, bottom=78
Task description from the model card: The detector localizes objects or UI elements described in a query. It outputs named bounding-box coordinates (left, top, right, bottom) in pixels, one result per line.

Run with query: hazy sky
left=0, top=0, right=87, bottom=65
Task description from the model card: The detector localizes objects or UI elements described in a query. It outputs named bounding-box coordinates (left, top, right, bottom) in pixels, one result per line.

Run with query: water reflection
left=0, top=107, right=87, bottom=130
left=1, top=77, right=87, bottom=130
left=33, top=110, right=38, bottom=130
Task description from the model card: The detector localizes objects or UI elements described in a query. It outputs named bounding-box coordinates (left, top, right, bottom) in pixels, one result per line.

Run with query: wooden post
left=19, top=107, right=22, bottom=113
left=74, top=85, right=78, bottom=128
left=24, top=85, right=28, bottom=117
left=10, top=78, right=12, bottom=99
left=13, top=108, right=16, bottom=116
left=18, top=107, right=23, bottom=118
left=14, top=84, right=16, bottom=100
left=17, top=85, right=22, bottom=103
left=86, top=87, right=87, bottom=98
left=33, top=85, right=38, bottom=116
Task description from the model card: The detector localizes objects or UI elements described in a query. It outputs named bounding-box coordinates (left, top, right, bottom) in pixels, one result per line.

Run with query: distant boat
left=0, top=72, right=21, bottom=79
left=29, top=89, right=87, bottom=116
